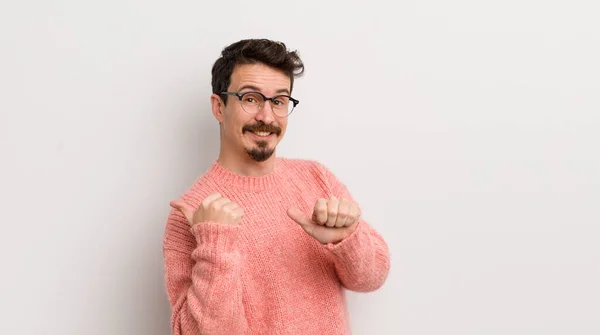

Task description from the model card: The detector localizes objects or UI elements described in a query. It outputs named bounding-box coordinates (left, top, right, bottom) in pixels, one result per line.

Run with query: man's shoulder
left=277, top=156, right=330, bottom=176
left=277, top=157, right=345, bottom=197
left=277, top=157, right=341, bottom=190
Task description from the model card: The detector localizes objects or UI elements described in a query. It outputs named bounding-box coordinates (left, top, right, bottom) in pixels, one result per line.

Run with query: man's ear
left=210, top=93, right=225, bottom=123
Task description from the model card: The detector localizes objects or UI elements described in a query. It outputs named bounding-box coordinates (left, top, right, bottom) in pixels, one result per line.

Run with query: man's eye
left=273, top=97, right=288, bottom=106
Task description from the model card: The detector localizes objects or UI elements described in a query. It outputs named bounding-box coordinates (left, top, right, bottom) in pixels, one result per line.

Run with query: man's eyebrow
left=238, top=85, right=290, bottom=95
left=238, top=84, right=261, bottom=92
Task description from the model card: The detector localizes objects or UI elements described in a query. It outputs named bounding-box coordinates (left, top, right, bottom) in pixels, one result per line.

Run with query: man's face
left=216, top=63, right=291, bottom=162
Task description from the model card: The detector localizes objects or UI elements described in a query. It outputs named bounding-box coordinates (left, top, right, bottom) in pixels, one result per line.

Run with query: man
left=162, top=39, right=390, bottom=334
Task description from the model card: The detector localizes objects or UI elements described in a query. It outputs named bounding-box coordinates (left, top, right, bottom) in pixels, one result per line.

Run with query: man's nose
left=254, top=100, right=275, bottom=124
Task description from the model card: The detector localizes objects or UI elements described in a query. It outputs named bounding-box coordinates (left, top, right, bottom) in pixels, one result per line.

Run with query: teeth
left=253, top=131, right=271, bottom=137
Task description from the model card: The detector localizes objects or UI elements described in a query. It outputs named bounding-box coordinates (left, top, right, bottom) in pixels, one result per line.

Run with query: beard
left=242, top=121, right=281, bottom=162
left=246, top=141, right=275, bottom=162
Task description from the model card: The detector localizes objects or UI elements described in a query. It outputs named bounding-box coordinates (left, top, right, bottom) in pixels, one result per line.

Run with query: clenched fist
left=287, top=196, right=360, bottom=244
left=170, top=192, right=244, bottom=226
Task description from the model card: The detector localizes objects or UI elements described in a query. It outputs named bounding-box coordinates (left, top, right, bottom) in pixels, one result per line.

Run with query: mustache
left=242, top=122, right=282, bottom=135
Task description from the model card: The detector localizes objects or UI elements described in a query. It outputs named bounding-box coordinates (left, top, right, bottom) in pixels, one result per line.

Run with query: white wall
left=1, top=0, right=599, bottom=334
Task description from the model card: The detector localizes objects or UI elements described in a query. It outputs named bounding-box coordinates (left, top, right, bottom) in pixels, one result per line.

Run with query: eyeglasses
left=220, top=91, right=299, bottom=118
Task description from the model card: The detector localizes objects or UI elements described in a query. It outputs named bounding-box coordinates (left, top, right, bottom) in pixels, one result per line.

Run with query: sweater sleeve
left=163, top=209, right=248, bottom=334
left=315, top=163, right=391, bottom=292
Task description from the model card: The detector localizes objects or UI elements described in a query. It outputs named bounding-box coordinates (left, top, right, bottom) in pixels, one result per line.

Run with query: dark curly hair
left=211, top=39, right=305, bottom=105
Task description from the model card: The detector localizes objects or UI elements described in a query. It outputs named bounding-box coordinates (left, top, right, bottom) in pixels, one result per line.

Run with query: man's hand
left=287, top=196, right=360, bottom=244
left=170, top=192, right=244, bottom=226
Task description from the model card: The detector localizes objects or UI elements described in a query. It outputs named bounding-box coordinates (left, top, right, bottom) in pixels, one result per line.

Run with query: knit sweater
left=162, top=157, right=390, bottom=334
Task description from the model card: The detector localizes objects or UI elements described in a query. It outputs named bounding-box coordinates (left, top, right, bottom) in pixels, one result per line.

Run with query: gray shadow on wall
left=171, top=87, right=220, bottom=181
left=139, top=85, right=219, bottom=335
left=194, top=108, right=221, bottom=175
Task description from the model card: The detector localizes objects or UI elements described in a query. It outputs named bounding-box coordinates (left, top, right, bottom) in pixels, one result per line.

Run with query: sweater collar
left=204, top=158, right=285, bottom=191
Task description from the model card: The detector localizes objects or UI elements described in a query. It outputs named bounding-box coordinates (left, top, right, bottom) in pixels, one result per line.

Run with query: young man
left=162, top=39, right=390, bottom=334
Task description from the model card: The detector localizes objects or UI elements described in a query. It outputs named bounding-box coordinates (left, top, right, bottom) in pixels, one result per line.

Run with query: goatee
left=247, top=140, right=275, bottom=162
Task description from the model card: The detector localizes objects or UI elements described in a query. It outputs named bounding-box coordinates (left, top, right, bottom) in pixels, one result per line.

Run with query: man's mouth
left=249, top=130, right=273, bottom=137
left=243, top=122, right=281, bottom=138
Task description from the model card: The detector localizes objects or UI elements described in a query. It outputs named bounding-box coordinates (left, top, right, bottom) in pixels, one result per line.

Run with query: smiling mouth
left=243, top=121, right=281, bottom=138
left=249, top=130, right=273, bottom=137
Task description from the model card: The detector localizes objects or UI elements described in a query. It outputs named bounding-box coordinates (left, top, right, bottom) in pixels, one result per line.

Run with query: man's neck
left=216, top=151, right=276, bottom=177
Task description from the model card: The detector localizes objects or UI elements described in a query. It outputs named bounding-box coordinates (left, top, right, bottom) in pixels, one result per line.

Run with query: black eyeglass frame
left=220, top=91, right=300, bottom=116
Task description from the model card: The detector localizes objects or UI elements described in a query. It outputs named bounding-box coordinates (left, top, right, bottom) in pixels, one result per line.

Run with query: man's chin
left=246, top=147, right=276, bottom=162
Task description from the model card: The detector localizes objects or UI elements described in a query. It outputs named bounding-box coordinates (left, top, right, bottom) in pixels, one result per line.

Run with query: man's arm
left=323, top=186, right=391, bottom=292
left=318, top=163, right=391, bottom=292
left=163, top=209, right=248, bottom=334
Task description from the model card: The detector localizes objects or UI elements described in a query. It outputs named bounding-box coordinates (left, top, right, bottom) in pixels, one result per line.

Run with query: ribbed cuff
left=190, top=221, right=241, bottom=254
left=324, top=220, right=364, bottom=262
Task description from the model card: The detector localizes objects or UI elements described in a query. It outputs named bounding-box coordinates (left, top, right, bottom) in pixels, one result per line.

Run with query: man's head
left=210, top=39, right=304, bottom=163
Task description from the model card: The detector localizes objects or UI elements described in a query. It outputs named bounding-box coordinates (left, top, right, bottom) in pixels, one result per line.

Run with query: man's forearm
left=164, top=217, right=249, bottom=334
left=326, top=220, right=391, bottom=292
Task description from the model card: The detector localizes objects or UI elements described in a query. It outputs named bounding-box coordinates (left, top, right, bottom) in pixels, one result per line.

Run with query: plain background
left=1, top=0, right=599, bottom=334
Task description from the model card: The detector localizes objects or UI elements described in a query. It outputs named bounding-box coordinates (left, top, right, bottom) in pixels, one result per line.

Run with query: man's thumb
left=287, top=208, right=313, bottom=226
left=170, top=200, right=194, bottom=224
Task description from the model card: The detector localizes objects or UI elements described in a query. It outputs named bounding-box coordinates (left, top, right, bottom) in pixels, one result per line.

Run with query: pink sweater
left=162, top=157, right=390, bottom=334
